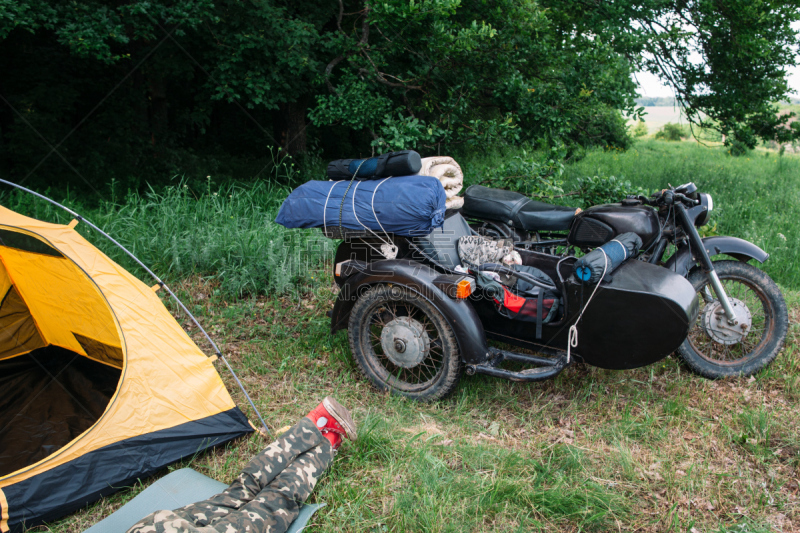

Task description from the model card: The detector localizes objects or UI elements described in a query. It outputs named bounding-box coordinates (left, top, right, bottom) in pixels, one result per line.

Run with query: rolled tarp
left=327, top=150, right=422, bottom=180
left=573, top=232, right=642, bottom=284
left=418, top=156, right=464, bottom=209
left=275, top=175, right=446, bottom=237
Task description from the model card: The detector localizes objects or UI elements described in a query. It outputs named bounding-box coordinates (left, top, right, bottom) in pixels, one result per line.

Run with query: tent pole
left=0, top=178, right=270, bottom=436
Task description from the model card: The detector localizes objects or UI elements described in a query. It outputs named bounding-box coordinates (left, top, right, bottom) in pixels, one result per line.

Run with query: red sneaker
left=305, top=397, right=357, bottom=450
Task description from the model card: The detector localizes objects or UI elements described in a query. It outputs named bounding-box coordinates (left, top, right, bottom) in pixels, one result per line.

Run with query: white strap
left=371, top=177, right=392, bottom=235
left=322, top=181, right=342, bottom=235
left=567, top=248, right=609, bottom=364
left=608, top=239, right=628, bottom=261
left=350, top=179, right=398, bottom=259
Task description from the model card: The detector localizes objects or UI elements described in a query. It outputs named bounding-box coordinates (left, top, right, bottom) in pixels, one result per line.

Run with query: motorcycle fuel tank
left=568, top=204, right=660, bottom=248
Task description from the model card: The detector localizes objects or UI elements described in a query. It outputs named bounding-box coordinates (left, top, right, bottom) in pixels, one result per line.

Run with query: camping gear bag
left=573, top=231, right=642, bottom=284
left=327, top=150, right=422, bottom=180
left=472, top=264, right=560, bottom=338
left=275, top=175, right=446, bottom=237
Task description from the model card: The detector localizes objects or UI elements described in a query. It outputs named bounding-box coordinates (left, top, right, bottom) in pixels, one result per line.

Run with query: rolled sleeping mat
left=327, top=150, right=422, bottom=180
left=573, top=232, right=642, bottom=284
left=418, top=156, right=464, bottom=209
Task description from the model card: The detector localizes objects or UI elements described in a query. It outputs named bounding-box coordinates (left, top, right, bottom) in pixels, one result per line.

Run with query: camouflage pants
left=127, top=417, right=333, bottom=533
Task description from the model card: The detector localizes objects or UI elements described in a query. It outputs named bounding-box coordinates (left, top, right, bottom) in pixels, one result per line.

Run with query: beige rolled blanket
left=419, top=156, right=464, bottom=209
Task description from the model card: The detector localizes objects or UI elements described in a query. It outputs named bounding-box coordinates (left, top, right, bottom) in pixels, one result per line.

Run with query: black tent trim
left=1, top=407, right=252, bottom=533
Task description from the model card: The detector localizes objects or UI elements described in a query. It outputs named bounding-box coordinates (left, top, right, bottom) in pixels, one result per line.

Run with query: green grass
left=561, top=141, right=800, bottom=288
left=9, top=140, right=800, bottom=532
left=1, top=179, right=336, bottom=297
left=39, top=275, right=800, bottom=533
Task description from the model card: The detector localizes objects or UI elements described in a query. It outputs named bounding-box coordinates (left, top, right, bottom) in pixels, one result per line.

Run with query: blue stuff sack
left=275, top=175, right=446, bottom=237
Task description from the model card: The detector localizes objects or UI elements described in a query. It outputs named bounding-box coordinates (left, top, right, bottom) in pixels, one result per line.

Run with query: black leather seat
left=461, top=185, right=577, bottom=231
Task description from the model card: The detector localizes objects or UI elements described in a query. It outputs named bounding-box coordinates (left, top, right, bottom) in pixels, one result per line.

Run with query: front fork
left=674, top=204, right=739, bottom=325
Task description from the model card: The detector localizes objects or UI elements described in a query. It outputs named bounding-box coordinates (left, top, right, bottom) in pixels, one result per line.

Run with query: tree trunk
left=277, top=101, right=307, bottom=155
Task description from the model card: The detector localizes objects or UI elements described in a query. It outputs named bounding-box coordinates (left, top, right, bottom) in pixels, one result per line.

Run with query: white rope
left=567, top=248, right=609, bottom=364
left=370, top=177, right=392, bottom=235
left=608, top=238, right=628, bottom=261
left=322, top=180, right=342, bottom=235
left=370, top=177, right=398, bottom=259
left=350, top=178, right=398, bottom=259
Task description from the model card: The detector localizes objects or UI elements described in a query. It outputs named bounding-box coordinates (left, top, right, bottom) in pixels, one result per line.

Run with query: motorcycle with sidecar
left=326, top=183, right=788, bottom=401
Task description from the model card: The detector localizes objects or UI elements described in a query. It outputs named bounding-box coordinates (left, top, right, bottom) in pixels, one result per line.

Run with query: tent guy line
left=0, top=177, right=270, bottom=436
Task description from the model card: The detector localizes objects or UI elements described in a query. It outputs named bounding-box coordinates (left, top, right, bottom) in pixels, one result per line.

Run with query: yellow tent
left=0, top=206, right=253, bottom=533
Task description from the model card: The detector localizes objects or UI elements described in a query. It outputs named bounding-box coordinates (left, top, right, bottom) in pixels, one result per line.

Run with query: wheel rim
left=360, top=297, right=446, bottom=392
left=688, top=274, right=773, bottom=365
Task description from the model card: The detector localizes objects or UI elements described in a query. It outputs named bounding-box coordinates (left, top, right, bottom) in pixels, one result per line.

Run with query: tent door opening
left=0, top=346, right=121, bottom=477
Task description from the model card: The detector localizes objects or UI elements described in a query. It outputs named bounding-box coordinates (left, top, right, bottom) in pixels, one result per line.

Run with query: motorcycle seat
left=461, top=185, right=578, bottom=232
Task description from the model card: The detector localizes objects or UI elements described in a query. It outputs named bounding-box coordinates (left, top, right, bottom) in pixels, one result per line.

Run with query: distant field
left=629, top=106, right=690, bottom=132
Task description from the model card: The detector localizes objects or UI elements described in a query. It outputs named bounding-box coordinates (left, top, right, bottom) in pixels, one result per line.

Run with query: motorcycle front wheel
left=677, top=260, right=788, bottom=378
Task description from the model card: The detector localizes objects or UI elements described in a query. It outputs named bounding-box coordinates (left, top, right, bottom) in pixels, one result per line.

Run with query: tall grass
left=560, top=141, right=800, bottom=288
left=1, top=179, right=336, bottom=297
left=3, top=140, right=799, bottom=294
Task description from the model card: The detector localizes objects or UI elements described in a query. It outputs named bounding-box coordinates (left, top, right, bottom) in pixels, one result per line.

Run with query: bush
left=632, top=121, right=649, bottom=137
left=727, top=138, right=751, bottom=157
left=480, top=147, right=566, bottom=197
left=655, top=122, right=688, bottom=141
left=568, top=105, right=634, bottom=150
left=575, top=175, right=647, bottom=207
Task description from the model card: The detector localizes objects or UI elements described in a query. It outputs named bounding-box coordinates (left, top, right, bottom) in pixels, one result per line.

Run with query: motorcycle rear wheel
left=677, top=261, right=788, bottom=378
left=348, top=285, right=463, bottom=401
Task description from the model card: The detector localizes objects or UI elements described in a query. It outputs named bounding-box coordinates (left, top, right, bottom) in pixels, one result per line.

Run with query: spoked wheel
left=347, top=285, right=462, bottom=401
left=677, top=261, right=788, bottom=378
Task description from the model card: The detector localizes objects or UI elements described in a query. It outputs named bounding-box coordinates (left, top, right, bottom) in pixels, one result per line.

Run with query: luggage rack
left=321, top=227, right=394, bottom=240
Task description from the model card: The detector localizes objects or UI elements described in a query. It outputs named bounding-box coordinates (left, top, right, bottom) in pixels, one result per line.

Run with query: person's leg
left=127, top=397, right=355, bottom=533
left=169, top=417, right=326, bottom=526
left=204, top=440, right=335, bottom=533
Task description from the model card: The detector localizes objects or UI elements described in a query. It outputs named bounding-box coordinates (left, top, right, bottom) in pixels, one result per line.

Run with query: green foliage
left=635, top=0, right=800, bottom=149
left=574, top=174, right=647, bottom=208
left=0, top=0, right=798, bottom=191
left=632, top=121, right=648, bottom=138
left=479, top=147, right=565, bottom=197
left=654, top=122, right=688, bottom=141
left=728, top=138, right=751, bottom=157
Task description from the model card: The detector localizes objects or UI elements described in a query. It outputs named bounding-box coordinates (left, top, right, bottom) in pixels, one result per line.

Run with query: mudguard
left=665, top=236, right=769, bottom=278
left=330, top=259, right=490, bottom=364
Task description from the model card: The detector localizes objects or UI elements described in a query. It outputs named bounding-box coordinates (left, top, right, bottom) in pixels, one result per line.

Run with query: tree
left=0, top=0, right=798, bottom=191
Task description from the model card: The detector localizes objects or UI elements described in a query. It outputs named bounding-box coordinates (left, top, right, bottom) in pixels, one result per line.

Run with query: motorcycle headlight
left=695, top=193, right=713, bottom=227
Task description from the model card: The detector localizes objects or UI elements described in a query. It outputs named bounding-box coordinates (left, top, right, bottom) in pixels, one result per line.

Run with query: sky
left=635, top=63, right=800, bottom=99
left=636, top=21, right=800, bottom=100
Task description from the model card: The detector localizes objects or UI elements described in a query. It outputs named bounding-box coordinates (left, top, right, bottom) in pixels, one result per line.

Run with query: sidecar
left=328, top=209, right=700, bottom=401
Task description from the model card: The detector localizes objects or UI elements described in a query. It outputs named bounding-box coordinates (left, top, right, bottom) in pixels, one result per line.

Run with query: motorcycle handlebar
left=628, top=191, right=699, bottom=207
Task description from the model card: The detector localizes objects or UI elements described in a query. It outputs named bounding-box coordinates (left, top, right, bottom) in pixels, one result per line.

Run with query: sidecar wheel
left=677, top=261, right=788, bottom=379
left=348, top=285, right=462, bottom=401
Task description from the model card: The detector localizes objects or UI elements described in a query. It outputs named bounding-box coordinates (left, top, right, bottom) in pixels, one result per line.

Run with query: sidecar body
left=329, top=210, right=700, bottom=384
